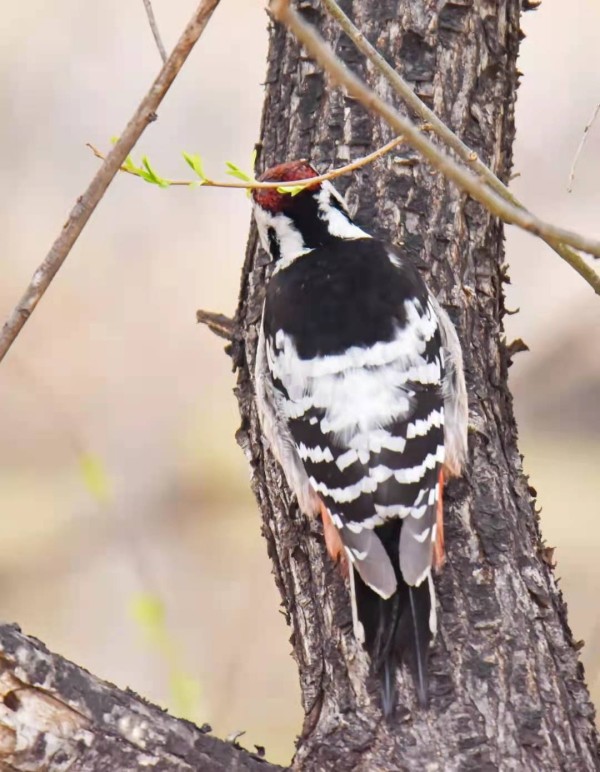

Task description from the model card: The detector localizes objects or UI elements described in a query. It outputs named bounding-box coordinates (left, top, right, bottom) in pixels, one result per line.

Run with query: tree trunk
left=231, top=1, right=599, bottom=769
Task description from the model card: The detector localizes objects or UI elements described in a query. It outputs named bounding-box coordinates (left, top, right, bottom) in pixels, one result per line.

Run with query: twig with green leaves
left=86, top=134, right=407, bottom=194
left=271, top=0, right=600, bottom=295
left=88, top=133, right=409, bottom=344
left=0, top=0, right=222, bottom=365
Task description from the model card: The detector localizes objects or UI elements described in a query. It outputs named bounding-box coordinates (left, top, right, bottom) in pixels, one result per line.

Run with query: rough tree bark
left=231, top=1, right=599, bottom=770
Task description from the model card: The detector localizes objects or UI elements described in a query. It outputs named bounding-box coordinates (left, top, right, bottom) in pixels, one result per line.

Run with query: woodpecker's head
left=251, top=160, right=369, bottom=265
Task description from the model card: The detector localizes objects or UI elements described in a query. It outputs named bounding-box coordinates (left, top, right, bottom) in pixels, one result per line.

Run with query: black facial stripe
left=267, top=227, right=280, bottom=262
left=328, top=193, right=349, bottom=217
left=288, top=192, right=337, bottom=249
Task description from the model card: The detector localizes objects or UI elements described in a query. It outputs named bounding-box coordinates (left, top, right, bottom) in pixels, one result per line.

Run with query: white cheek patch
left=252, top=205, right=311, bottom=268
left=317, top=184, right=371, bottom=240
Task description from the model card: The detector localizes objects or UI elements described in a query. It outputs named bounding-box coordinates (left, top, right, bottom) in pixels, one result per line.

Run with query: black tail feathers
left=354, top=568, right=432, bottom=716
left=400, top=585, right=432, bottom=708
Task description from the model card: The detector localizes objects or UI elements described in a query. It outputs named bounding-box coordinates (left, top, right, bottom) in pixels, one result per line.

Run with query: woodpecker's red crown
left=252, top=161, right=320, bottom=213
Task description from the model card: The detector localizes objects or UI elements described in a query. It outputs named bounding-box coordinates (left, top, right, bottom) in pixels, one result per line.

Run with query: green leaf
left=225, top=161, right=254, bottom=183
left=123, top=156, right=141, bottom=174
left=249, top=148, right=257, bottom=173
left=188, top=180, right=206, bottom=189
left=79, top=453, right=112, bottom=504
left=182, top=152, right=206, bottom=181
left=277, top=183, right=307, bottom=196
left=110, top=136, right=120, bottom=145
left=141, top=156, right=170, bottom=188
left=130, top=592, right=165, bottom=632
left=141, top=157, right=161, bottom=185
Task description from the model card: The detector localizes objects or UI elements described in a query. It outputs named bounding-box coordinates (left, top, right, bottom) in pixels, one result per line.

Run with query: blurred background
left=0, top=0, right=598, bottom=764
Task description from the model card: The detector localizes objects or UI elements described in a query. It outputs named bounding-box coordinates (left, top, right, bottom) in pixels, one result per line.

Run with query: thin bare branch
left=322, top=0, right=597, bottom=296
left=271, top=0, right=600, bottom=295
left=568, top=100, right=600, bottom=193
left=196, top=309, right=238, bottom=341
left=87, top=135, right=406, bottom=191
left=142, top=0, right=168, bottom=63
left=0, top=0, right=222, bottom=365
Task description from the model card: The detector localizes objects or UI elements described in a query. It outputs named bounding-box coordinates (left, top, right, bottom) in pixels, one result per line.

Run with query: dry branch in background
left=568, top=100, right=600, bottom=193
left=321, top=0, right=600, bottom=298
left=196, top=309, right=238, bottom=341
left=0, top=624, right=284, bottom=771
left=142, top=0, right=168, bottom=64
left=0, top=0, right=222, bottom=365
left=270, top=0, right=600, bottom=295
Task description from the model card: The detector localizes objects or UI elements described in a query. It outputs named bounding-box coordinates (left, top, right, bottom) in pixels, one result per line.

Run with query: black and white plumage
left=252, top=161, right=468, bottom=713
